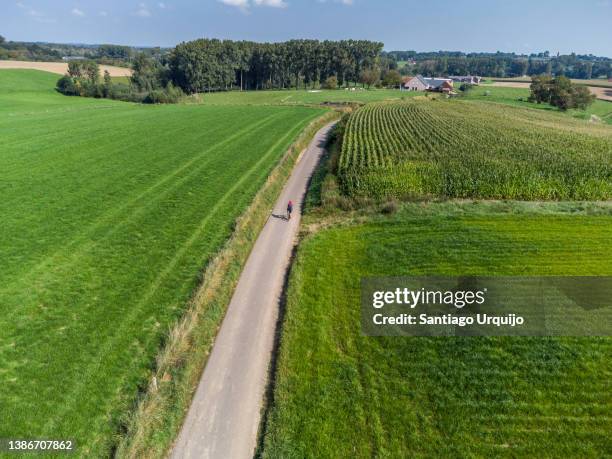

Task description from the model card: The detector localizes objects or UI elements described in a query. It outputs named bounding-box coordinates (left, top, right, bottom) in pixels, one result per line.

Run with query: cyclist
left=287, top=200, right=293, bottom=220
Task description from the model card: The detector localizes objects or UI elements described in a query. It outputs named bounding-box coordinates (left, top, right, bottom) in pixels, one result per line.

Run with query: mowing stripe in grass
left=0, top=111, right=287, bottom=291
left=1, top=70, right=327, bottom=454
left=37, top=112, right=318, bottom=441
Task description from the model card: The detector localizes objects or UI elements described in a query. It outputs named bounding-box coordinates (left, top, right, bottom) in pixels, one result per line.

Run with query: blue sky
left=2, top=0, right=611, bottom=56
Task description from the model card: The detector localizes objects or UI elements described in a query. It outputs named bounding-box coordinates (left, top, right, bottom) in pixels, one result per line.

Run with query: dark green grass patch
left=263, top=207, right=612, bottom=458
left=0, top=69, right=324, bottom=455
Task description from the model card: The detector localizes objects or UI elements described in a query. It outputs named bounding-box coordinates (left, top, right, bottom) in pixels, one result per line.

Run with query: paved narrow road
left=170, top=122, right=336, bottom=459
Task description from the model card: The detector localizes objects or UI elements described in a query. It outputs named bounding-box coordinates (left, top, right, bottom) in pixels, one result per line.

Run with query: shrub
left=144, top=83, right=184, bottom=104
left=322, top=75, right=338, bottom=90
left=56, top=75, right=79, bottom=96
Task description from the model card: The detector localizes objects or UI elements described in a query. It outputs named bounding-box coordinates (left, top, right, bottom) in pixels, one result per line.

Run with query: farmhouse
left=450, top=75, right=482, bottom=84
left=402, top=75, right=454, bottom=93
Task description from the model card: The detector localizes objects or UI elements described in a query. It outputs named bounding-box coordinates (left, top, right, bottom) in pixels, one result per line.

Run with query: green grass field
left=461, top=85, right=612, bottom=123
left=191, top=88, right=412, bottom=106
left=492, top=76, right=612, bottom=89
left=0, top=69, right=324, bottom=455
left=262, top=204, right=612, bottom=458
left=338, top=99, right=612, bottom=200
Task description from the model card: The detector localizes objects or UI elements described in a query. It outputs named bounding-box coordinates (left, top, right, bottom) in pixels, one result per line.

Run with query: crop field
left=195, top=88, right=412, bottom=106
left=0, top=59, right=132, bottom=76
left=338, top=100, right=612, bottom=199
left=262, top=205, right=612, bottom=458
left=0, top=69, right=323, bottom=455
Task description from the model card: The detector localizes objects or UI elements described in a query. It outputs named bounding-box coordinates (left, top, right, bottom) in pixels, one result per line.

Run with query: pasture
left=0, top=69, right=323, bottom=455
left=461, top=85, right=612, bottom=122
left=193, top=88, right=412, bottom=106
left=338, top=100, right=612, bottom=199
left=262, top=204, right=612, bottom=458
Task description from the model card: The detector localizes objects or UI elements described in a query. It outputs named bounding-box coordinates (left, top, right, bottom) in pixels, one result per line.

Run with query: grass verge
left=114, top=109, right=340, bottom=458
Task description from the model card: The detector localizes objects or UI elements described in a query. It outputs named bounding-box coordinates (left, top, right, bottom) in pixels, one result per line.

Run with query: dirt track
left=490, top=81, right=612, bottom=102
left=0, top=60, right=132, bottom=77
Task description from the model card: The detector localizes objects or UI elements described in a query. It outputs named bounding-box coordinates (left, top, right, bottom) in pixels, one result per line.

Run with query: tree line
left=385, top=51, right=612, bottom=79
left=56, top=38, right=386, bottom=102
left=168, top=39, right=384, bottom=93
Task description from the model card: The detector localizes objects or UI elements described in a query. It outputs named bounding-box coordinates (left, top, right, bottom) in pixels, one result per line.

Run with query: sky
left=1, top=0, right=611, bottom=56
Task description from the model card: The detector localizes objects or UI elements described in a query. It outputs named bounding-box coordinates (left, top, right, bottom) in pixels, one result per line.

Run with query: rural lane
left=170, top=121, right=336, bottom=459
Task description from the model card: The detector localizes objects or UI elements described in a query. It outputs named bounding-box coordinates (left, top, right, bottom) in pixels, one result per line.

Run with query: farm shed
left=450, top=75, right=482, bottom=84
left=402, top=75, right=454, bottom=93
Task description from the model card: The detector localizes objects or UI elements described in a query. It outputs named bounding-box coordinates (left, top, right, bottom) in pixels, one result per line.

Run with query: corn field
left=338, top=100, right=612, bottom=200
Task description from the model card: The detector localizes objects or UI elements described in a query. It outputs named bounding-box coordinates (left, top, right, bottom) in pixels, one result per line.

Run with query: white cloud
left=71, top=8, right=85, bottom=16
left=219, top=0, right=289, bottom=11
left=220, top=0, right=249, bottom=7
left=158, top=2, right=166, bottom=8
left=16, top=2, right=57, bottom=22
left=254, top=0, right=288, bottom=7
left=318, top=0, right=354, bottom=4
left=135, top=2, right=152, bottom=16
left=99, top=10, right=108, bottom=16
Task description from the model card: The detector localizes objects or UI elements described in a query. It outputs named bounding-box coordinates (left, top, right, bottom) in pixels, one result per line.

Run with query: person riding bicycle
left=287, top=200, right=293, bottom=220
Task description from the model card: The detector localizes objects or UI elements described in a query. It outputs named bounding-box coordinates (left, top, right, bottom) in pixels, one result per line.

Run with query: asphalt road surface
left=170, top=121, right=336, bottom=459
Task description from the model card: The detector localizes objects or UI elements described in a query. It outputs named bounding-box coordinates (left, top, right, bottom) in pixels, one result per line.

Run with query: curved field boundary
left=0, top=59, right=132, bottom=76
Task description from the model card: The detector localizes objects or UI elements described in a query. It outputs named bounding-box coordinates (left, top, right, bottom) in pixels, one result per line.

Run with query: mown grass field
left=461, top=85, right=612, bottom=123
left=262, top=203, right=612, bottom=458
left=0, top=69, right=324, bottom=455
left=193, top=88, right=412, bottom=106
left=338, top=100, right=612, bottom=199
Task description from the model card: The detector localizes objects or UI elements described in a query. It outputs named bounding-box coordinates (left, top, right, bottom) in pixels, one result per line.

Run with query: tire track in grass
left=44, top=116, right=316, bottom=446
left=0, top=106, right=253, bottom=214
left=1, top=108, right=204, bottom=217
left=0, top=114, right=308, bottom=356
left=39, top=115, right=317, bottom=443
left=0, top=112, right=287, bottom=295
left=0, top=112, right=293, bottom=374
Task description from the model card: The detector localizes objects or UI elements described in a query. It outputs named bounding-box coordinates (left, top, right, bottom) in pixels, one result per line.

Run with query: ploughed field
left=0, top=70, right=323, bottom=455
left=262, top=205, right=612, bottom=458
left=338, top=100, right=612, bottom=200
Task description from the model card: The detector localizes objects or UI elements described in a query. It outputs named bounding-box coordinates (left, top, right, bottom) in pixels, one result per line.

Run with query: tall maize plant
left=338, top=100, right=612, bottom=200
